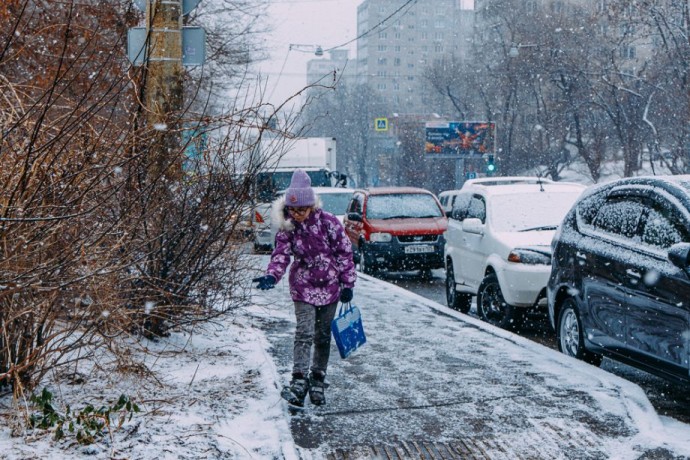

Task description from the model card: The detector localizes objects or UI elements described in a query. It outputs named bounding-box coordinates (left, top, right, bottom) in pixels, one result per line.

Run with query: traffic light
left=486, top=154, right=496, bottom=175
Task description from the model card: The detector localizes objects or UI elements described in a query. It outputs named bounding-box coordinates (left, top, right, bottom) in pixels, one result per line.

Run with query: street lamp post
left=288, top=44, right=324, bottom=56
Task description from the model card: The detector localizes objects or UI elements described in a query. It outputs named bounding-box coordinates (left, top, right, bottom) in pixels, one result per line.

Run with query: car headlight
left=507, top=248, right=551, bottom=265
left=369, top=232, right=392, bottom=243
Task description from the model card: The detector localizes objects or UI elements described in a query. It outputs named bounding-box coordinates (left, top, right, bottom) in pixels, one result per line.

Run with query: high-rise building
left=356, top=0, right=476, bottom=116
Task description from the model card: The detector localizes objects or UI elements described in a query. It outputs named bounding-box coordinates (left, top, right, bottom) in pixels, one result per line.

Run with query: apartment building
left=356, top=0, right=475, bottom=116
left=473, top=0, right=655, bottom=65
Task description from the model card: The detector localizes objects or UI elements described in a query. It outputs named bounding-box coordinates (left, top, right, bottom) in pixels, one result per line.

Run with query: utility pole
left=145, top=0, right=183, bottom=178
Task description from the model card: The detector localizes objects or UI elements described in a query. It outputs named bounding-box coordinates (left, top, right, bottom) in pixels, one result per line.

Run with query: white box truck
left=251, top=137, right=349, bottom=251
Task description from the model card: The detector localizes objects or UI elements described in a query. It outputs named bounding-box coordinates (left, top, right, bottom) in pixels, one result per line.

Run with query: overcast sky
left=258, top=0, right=361, bottom=108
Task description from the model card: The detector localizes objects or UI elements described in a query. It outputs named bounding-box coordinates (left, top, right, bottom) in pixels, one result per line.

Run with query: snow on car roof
left=463, top=176, right=556, bottom=187
left=469, top=181, right=586, bottom=197
left=311, top=186, right=355, bottom=194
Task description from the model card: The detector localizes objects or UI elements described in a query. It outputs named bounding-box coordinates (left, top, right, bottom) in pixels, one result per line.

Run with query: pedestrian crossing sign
left=375, top=117, right=388, bottom=132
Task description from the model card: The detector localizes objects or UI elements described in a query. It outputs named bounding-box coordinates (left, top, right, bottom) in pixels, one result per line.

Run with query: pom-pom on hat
left=285, top=169, right=315, bottom=207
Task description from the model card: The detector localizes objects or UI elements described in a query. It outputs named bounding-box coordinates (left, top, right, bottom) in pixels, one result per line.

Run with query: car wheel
left=557, top=298, right=603, bottom=366
left=476, top=273, right=523, bottom=330
left=358, top=243, right=375, bottom=275
left=445, top=264, right=471, bottom=313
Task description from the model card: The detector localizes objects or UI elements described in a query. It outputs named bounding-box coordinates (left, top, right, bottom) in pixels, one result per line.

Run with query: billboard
left=425, top=121, right=496, bottom=157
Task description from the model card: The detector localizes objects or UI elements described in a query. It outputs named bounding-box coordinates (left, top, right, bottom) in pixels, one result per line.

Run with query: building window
left=407, top=76, right=414, bottom=81
left=377, top=70, right=387, bottom=77
left=619, top=45, right=636, bottom=59
left=378, top=58, right=388, bottom=65
left=434, top=32, right=443, bottom=40
left=420, top=19, right=429, bottom=27
left=525, top=1, right=536, bottom=13
left=407, top=63, right=414, bottom=69
left=393, top=83, right=400, bottom=90
left=394, top=57, right=401, bottom=66
left=435, top=44, right=444, bottom=52
left=434, top=20, right=445, bottom=28
left=378, top=83, right=387, bottom=90
left=394, top=45, right=401, bottom=52
left=379, top=31, right=388, bottom=39
left=378, top=45, right=387, bottom=52
left=421, top=32, right=428, bottom=40
left=395, top=33, right=401, bottom=39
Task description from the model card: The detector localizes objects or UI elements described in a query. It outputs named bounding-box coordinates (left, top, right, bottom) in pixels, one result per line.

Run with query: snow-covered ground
left=1, top=254, right=690, bottom=459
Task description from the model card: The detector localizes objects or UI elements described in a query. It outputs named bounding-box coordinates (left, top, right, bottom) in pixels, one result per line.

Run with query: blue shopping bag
left=331, top=303, right=366, bottom=359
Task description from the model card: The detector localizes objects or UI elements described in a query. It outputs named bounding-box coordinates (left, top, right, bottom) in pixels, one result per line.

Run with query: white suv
left=444, top=178, right=585, bottom=329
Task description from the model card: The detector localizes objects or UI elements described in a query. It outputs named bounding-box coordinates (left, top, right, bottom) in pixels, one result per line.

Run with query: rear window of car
left=366, top=193, right=443, bottom=219
left=489, top=190, right=583, bottom=232
left=319, top=192, right=352, bottom=216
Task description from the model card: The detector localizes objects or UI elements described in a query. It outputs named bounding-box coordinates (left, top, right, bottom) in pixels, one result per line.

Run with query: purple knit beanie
left=285, top=169, right=315, bottom=207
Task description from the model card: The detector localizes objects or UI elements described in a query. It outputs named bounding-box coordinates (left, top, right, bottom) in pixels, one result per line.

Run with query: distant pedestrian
left=252, top=169, right=356, bottom=407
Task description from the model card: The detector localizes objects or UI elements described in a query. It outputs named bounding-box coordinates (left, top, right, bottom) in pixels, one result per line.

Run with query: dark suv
left=547, top=175, right=690, bottom=384
left=343, top=187, right=447, bottom=274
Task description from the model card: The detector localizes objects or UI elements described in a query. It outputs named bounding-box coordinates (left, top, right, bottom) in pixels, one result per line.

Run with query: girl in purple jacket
left=253, top=169, right=356, bottom=407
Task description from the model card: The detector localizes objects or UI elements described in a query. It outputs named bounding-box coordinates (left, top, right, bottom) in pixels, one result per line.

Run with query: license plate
left=404, top=244, right=434, bottom=254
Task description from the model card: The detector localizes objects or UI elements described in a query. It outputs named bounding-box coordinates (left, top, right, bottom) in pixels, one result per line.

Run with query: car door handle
left=626, top=269, right=641, bottom=280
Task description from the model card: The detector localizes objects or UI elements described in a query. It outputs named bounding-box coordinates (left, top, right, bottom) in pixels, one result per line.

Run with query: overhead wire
left=323, top=0, right=418, bottom=52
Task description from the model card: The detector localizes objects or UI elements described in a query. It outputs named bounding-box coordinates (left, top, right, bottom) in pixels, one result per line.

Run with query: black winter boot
left=281, top=373, right=309, bottom=407
left=309, top=371, right=327, bottom=406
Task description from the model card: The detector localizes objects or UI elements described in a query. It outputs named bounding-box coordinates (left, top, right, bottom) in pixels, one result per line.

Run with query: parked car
left=343, top=187, right=447, bottom=274
left=444, top=178, right=586, bottom=328
left=253, top=187, right=355, bottom=251
left=438, top=189, right=462, bottom=216
left=547, top=175, right=690, bottom=384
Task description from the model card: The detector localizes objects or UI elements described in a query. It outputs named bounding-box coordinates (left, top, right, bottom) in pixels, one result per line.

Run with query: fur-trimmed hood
left=271, top=195, right=323, bottom=232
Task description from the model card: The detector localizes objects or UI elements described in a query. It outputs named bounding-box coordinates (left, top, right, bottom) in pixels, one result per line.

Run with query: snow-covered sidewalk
left=2, top=254, right=690, bottom=459
left=258, top=269, right=690, bottom=459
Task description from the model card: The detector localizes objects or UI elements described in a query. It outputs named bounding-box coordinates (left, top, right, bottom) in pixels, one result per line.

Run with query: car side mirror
left=451, top=208, right=467, bottom=221
left=347, top=212, right=362, bottom=222
left=668, top=242, right=690, bottom=269
left=462, top=218, right=484, bottom=235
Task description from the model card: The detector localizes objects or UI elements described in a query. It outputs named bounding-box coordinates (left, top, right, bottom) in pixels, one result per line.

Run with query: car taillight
left=254, top=211, right=264, bottom=224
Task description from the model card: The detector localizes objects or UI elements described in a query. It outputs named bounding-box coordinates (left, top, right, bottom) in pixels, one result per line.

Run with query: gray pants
left=292, top=301, right=338, bottom=377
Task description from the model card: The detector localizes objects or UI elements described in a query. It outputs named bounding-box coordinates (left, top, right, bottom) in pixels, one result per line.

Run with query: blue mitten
left=340, top=287, right=353, bottom=303
left=252, top=275, right=276, bottom=290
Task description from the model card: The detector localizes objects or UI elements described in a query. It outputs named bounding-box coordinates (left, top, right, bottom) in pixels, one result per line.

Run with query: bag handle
left=338, top=301, right=353, bottom=316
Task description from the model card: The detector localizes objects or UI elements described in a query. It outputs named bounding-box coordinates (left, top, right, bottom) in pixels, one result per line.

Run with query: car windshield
left=366, top=193, right=443, bottom=219
left=319, top=192, right=352, bottom=216
left=256, top=170, right=331, bottom=202
left=489, top=191, right=582, bottom=232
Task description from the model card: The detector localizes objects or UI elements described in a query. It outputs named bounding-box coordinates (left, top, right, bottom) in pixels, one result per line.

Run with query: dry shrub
left=0, top=0, right=274, bottom=396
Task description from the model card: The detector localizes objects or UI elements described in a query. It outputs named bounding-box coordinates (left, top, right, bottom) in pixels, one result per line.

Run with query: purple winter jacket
left=266, top=198, right=356, bottom=306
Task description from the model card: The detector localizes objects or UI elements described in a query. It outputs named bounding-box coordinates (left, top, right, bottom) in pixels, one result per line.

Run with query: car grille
left=397, top=235, right=438, bottom=243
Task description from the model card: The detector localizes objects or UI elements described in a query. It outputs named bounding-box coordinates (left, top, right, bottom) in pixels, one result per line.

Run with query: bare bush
left=0, top=0, right=275, bottom=397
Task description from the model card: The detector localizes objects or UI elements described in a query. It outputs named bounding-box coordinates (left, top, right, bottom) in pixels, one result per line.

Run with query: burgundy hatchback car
left=343, top=187, right=448, bottom=275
